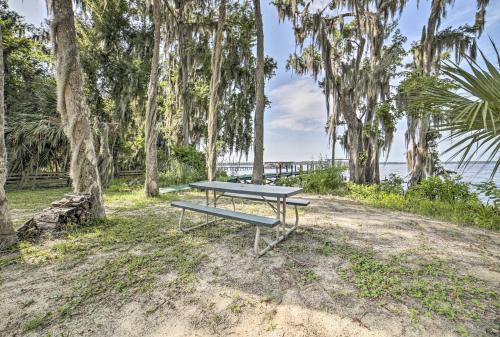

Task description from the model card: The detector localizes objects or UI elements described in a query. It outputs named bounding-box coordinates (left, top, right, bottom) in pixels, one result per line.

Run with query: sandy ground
left=1, top=193, right=499, bottom=337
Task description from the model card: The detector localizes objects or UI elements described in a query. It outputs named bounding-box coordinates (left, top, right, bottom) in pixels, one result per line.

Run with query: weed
left=455, top=325, right=471, bottom=337
left=23, top=312, right=51, bottom=331
left=315, top=238, right=498, bottom=322
left=300, top=269, right=320, bottom=285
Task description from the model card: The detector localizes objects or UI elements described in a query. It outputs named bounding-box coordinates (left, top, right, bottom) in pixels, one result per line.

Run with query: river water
left=221, top=162, right=499, bottom=203
left=222, top=162, right=499, bottom=185
left=378, top=162, right=499, bottom=185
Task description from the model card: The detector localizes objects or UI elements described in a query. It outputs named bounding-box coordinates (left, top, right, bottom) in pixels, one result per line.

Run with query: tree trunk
left=0, top=27, right=17, bottom=248
left=347, top=123, right=365, bottom=184
left=98, top=122, right=114, bottom=187
left=407, top=0, right=440, bottom=185
left=179, top=19, right=190, bottom=146
left=207, top=0, right=226, bottom=181
left=330, top=126, right=336, bottom=166
left=252, top=0, right=265, bottom=184
left=407, top=114, right=430, bottom=185
left=49, top=0, right=105, bottom=217
left=144, top=0, right=161, bottom=197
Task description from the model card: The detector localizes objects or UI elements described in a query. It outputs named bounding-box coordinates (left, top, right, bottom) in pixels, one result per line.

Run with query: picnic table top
left=189, top=181, right=303, bottom=198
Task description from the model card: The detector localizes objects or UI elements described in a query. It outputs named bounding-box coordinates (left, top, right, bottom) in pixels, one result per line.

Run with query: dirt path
left=1, top=192, right=498, bottom=337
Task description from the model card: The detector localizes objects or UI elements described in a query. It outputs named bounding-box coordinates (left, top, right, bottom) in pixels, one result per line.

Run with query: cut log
left=17, top=194, right=94, bottom=240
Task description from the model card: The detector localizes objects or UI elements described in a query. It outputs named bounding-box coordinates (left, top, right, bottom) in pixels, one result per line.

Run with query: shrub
left=407, top=176, right=476, bottom=203
left=215, top=170, right=229, bottom=181
left=379, top=174, right=404, bottom=195
left=346, top=177, right=499, bottom=231
left=473, top=181, right=500, bottom=207
left=170, top=145, right=206, bottom=174
left=275, top=175, right=301, bottom=187
left=277, top=166, right=347, bottom=194
left=159, top=145, right=207, bottom=186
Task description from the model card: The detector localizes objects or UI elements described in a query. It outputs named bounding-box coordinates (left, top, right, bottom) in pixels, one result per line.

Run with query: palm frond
left=424, top=41, right=500, bottom=178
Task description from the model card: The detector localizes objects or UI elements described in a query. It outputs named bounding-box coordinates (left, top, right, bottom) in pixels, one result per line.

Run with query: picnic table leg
left=205, top=190, right=209, bottom=224
left=282, top=197, right=287, bottom=231
left=254, top=226, right=261, bottom=255
left=178, top=208, right=185, bottom=231
left=276, top=197, right=281, bottom=239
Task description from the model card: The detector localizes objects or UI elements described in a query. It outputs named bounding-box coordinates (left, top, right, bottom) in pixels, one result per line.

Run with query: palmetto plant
left=6, top=114, right=68, bottom=175
left=425, top=41, right=500, bottom=177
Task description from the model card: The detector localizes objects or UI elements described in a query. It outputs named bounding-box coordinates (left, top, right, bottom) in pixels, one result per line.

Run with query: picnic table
left=171, top=181, right=308, bottom=256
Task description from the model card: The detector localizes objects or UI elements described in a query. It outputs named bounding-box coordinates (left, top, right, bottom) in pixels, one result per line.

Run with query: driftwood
left=17, top=193, right=94, bottom=240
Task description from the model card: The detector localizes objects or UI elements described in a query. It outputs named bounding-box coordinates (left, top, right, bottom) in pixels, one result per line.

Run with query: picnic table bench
left=171, top=181, right=308, bottom=256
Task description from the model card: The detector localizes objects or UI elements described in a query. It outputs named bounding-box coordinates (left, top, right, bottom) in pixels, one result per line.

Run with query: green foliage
left=1, top=6, right=66, bottom=175
left=170, top=146, right=206, bottom=174
left=159, top=146, right=207, bottom=186
left=347, top=177, right=499, bottom=231
left=397, top=70, right=454, bottom=119
left=407, top=176, right=476, bottom=203
left=379, top=174, right=404, bottom=195
left=316, top=240, right=498, bottom=321
left=276, top=166, right=347, bottom=194
left=423, top=42, right=500, bottom=177
left=473, top=181, right=500, bottom=207
left=22, top=312, right=51, bottom=332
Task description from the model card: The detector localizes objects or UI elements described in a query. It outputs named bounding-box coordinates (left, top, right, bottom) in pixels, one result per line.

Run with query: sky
left=7, top=0, right=500, bottom=162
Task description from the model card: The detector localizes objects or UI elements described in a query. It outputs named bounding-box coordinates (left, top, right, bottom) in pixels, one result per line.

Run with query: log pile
left=17, top=193, right=93, bottom=240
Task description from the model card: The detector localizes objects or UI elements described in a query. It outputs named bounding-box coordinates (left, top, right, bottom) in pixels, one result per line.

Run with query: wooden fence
left=6, top=160, right=348, bottom=189
left=6, top=170, right=144, bottom=190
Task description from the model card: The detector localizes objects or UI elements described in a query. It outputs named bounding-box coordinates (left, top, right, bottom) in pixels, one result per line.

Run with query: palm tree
left=207, top=0, right=226, bottom=181
left=144, top=0, right=161, bottom=197
left=251, top=0, right=265, bottom=184
left=424, top=43, right=500, bottom=177
left=0, top=26, right=17, bottom=248
left=48, top=0, right=105, bottom=217
left=406, top=0, right=490, bottom=185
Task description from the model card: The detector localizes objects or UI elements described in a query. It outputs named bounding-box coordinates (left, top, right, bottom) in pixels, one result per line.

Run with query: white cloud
left=267, top=78, right=327, bottom=131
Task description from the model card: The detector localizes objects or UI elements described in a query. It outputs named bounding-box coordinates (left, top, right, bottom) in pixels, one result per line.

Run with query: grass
left=278, top=168, right=499, bottom=231
left=7, top=187, right=71, bottom=226
left=2, top=180, right=499, bottom=335
left=312, top=235, right=498, bottom=321
left=347, top=183, right=500, bottom=231
left=2, top=184, right=209, bottom=330
left=23, top=312, right=51, bottom=332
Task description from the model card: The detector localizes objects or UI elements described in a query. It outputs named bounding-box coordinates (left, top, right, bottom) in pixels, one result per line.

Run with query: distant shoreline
left=219, top=161, right=497, bottom=165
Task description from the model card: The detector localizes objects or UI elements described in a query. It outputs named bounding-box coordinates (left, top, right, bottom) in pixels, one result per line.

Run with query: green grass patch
left=347, top=183, right=500, bottom=230
left=314, top=238, right=498, bottom=321
left=3, top=187, right=210, bottom=320
left=22, top=312, right=52, bottom=332
left=277, top=168, right=499, bottom=230
left=7, top=187, right=70, bottom=212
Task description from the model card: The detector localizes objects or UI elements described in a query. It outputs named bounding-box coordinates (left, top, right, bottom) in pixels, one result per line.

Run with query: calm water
left=379, top=162, right=499, bottom=185
left=222, top=162, right=498, bottom=203
left=223, top=162, right=499, bottom=185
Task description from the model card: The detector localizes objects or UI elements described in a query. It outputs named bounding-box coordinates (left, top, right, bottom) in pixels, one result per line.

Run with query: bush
left=170, top=145, right=206, bottom=174
left=215, top=170, right=229, bottom=181
left=473, top=181, right=500, bottom=207
left=277, top=166, right=347, bottom=194
left=347, top=177, right=499, bottom=231
left=379, top=174, right=404, bottom=195
left=407, top=176, right=476, bottom=203
left=159, top=145, right=207, bottom=186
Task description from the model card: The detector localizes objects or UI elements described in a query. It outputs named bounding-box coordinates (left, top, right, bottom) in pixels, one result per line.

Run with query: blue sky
left=8, top=0, right=500, bottom=162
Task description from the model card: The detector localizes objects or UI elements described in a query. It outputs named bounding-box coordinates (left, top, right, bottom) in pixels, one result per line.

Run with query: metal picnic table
left=171, top=181, right=306, bottom=256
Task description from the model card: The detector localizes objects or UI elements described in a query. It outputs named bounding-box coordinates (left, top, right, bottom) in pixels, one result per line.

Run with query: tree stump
left=17, top=193, right=94, bottom=240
